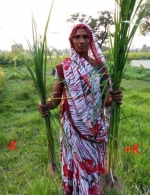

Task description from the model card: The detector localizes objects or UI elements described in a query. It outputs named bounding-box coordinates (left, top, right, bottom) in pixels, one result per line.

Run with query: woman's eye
left=74, top=35, right=80, bottom=39
left=73, top=35, right=89, bottom=40
left=83, top=35, right=89, bottom=39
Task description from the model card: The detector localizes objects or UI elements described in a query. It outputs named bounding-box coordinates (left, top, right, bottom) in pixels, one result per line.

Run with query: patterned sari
left=56, top=24, right=110, bottom=195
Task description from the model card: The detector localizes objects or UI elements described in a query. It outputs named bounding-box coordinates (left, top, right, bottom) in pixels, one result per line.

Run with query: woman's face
left=72, top=28, right=90, bottom=55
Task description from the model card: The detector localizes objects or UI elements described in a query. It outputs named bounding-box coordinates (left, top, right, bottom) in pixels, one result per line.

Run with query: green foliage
left=26, top=175, right=62, bottom=195
left=0, top=51, right=33, bottom=66
left=0, top=67, right=5, bottom=92
left=103, top=51, right=150, bottom=60
left=123, top=63, right=150, bottom=81
left=127, top=52, right=150, bottom=60
left=0, top=64, right=62, bottom=195
left=0, top=50, right=150, bottom=66
left=117, top=79, right=150, bottom=195
left=7, top=72, right=30, bottom=80
left=106, top=0, right=150, bottom=193
left=23, top=1, right=57, bottom=171
left=11, top=43, right=24, bottom=52
left=0, top=62, right=150, bottom=194
left=0, top=52, right=12, bottom=65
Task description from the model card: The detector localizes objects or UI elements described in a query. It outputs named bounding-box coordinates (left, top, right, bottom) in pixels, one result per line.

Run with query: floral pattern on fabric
left=59, top=55, right=109, bottom=195
left=57, top=23, right=110, bottom=195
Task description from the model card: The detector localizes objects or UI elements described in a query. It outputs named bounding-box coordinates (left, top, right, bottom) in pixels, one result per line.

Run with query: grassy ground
left=0, top=63, right=150, bottom=195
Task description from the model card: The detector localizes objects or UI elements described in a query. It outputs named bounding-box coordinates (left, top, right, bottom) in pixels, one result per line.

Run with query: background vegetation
left=0, top=56, right=150, bottom=194
left=1, top=50, right=150, bottom=67
left=0, top=1, right=150, bottom=194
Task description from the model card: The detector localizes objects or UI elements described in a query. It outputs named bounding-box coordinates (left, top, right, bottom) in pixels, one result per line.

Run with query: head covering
left=69, top=23, right=106, bottom=66
left=56, top=23, right=109, bottom=144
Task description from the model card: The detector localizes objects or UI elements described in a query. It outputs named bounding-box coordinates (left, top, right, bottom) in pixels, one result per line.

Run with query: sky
left=0, top=0, right=149, bottom=51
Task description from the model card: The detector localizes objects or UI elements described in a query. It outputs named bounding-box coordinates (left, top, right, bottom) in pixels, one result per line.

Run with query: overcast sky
left=0, top=0, right=149, bottom=51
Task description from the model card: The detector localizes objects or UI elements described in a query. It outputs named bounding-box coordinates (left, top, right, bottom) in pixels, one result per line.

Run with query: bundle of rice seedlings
left=24, top=0, right=57, bottom=172
left=99, top=0, right=150, bottom=194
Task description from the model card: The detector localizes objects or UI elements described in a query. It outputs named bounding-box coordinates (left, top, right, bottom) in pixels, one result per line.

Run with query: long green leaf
left=107, top=0, right=150, bottom=173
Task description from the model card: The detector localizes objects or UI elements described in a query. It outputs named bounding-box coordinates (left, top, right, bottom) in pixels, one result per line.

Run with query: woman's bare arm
left=48, top=80, right=63, bottom=109
left=37, top=80, right=63, bottom=116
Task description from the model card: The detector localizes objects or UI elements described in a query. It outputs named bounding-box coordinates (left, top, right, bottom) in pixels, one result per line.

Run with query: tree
left=62, top=48, right=70, bottom=55
left=11, top=43, right=24, bottom=53
left=11, top=44, right=24, bottom=67
left=139, top=2, right=150, bottom=36
left=140, top=44, right=150, bottom=52
left=67, top=11, right=114, bottom=48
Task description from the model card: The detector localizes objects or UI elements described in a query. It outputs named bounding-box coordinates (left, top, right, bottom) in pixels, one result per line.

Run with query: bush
left=0, top=52, right=12, bottom=65
left=127, top=52, right=150, bottom=60
left=0, top=51, right=33, bottom=66
left=0, top=68, right=5, bottom=91
left=103, top=51, right=150, bottom=60
left=123, top=62, right=150, bottom=81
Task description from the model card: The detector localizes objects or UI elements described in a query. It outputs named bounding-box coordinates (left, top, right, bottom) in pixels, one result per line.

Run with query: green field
left=0, top=63, right=150, bottom=195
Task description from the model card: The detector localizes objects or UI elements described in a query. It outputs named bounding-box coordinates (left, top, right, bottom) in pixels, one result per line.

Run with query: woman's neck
left=80, top=53, right=89, bottom=62
left=79, top=54, right=97, bottom=67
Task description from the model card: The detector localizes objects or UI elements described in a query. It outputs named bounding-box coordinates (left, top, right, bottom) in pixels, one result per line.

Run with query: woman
left=38, top=24, right=122, bottom=195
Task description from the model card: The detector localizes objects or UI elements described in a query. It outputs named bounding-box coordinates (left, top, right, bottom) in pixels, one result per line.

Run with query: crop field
left=0, top=61, right=150, bottom=195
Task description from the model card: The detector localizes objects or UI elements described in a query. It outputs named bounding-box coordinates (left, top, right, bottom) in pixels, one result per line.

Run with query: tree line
left=1, top=3, right=150, bottom=53
left=66, top=3, right=150, bottom=48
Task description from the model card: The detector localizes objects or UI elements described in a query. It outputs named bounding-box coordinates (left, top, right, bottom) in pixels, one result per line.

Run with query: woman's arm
left=48, top=80, right=64, bottom=109
left=37, top=80, right=63, bottom=116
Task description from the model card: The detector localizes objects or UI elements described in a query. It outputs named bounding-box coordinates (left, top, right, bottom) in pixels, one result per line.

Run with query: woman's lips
left=78, top=46, right=86, bottom=49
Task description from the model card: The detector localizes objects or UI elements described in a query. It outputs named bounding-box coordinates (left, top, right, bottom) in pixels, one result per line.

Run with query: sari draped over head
left=56, top=23, right=110, bottom=195
left=57, top=23, right=110, bottom=143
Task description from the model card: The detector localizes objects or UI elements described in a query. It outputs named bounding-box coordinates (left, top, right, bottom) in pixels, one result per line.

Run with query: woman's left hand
left=110, top=89, right=123, bottom=105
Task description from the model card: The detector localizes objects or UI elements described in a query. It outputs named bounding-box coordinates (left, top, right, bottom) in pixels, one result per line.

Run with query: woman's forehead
left=74, top=28, right=87, bottom=35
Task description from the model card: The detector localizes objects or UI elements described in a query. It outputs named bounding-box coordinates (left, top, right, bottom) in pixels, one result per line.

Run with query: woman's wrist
left=46, top=100, right=55, bottom=110
left=105, top=95, right=112, bottom=106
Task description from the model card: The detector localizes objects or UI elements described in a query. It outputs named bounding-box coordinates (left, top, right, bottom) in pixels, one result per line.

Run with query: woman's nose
left=79, top=37, right=85, bottom=43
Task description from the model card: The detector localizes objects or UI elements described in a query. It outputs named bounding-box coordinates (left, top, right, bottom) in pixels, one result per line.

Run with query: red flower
left=62, top=182, right=73, bottom=195
left=79, top=159, right=97, bottom=174
left=63, top=164, right=73, bottom=180
left=88, top=185, right=99, bottom=195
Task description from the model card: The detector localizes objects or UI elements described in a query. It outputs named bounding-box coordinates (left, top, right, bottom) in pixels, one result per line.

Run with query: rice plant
left=100, top=0, right=150, bottom=194
left=23, top=0, right=58, bottom=172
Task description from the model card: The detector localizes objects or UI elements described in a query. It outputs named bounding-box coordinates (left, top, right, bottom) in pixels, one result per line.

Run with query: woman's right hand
left=37, top=102, right=51, bottom=117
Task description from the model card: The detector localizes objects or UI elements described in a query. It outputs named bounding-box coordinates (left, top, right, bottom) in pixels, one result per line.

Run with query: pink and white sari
left=56, top=24, right=110, bottom=195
